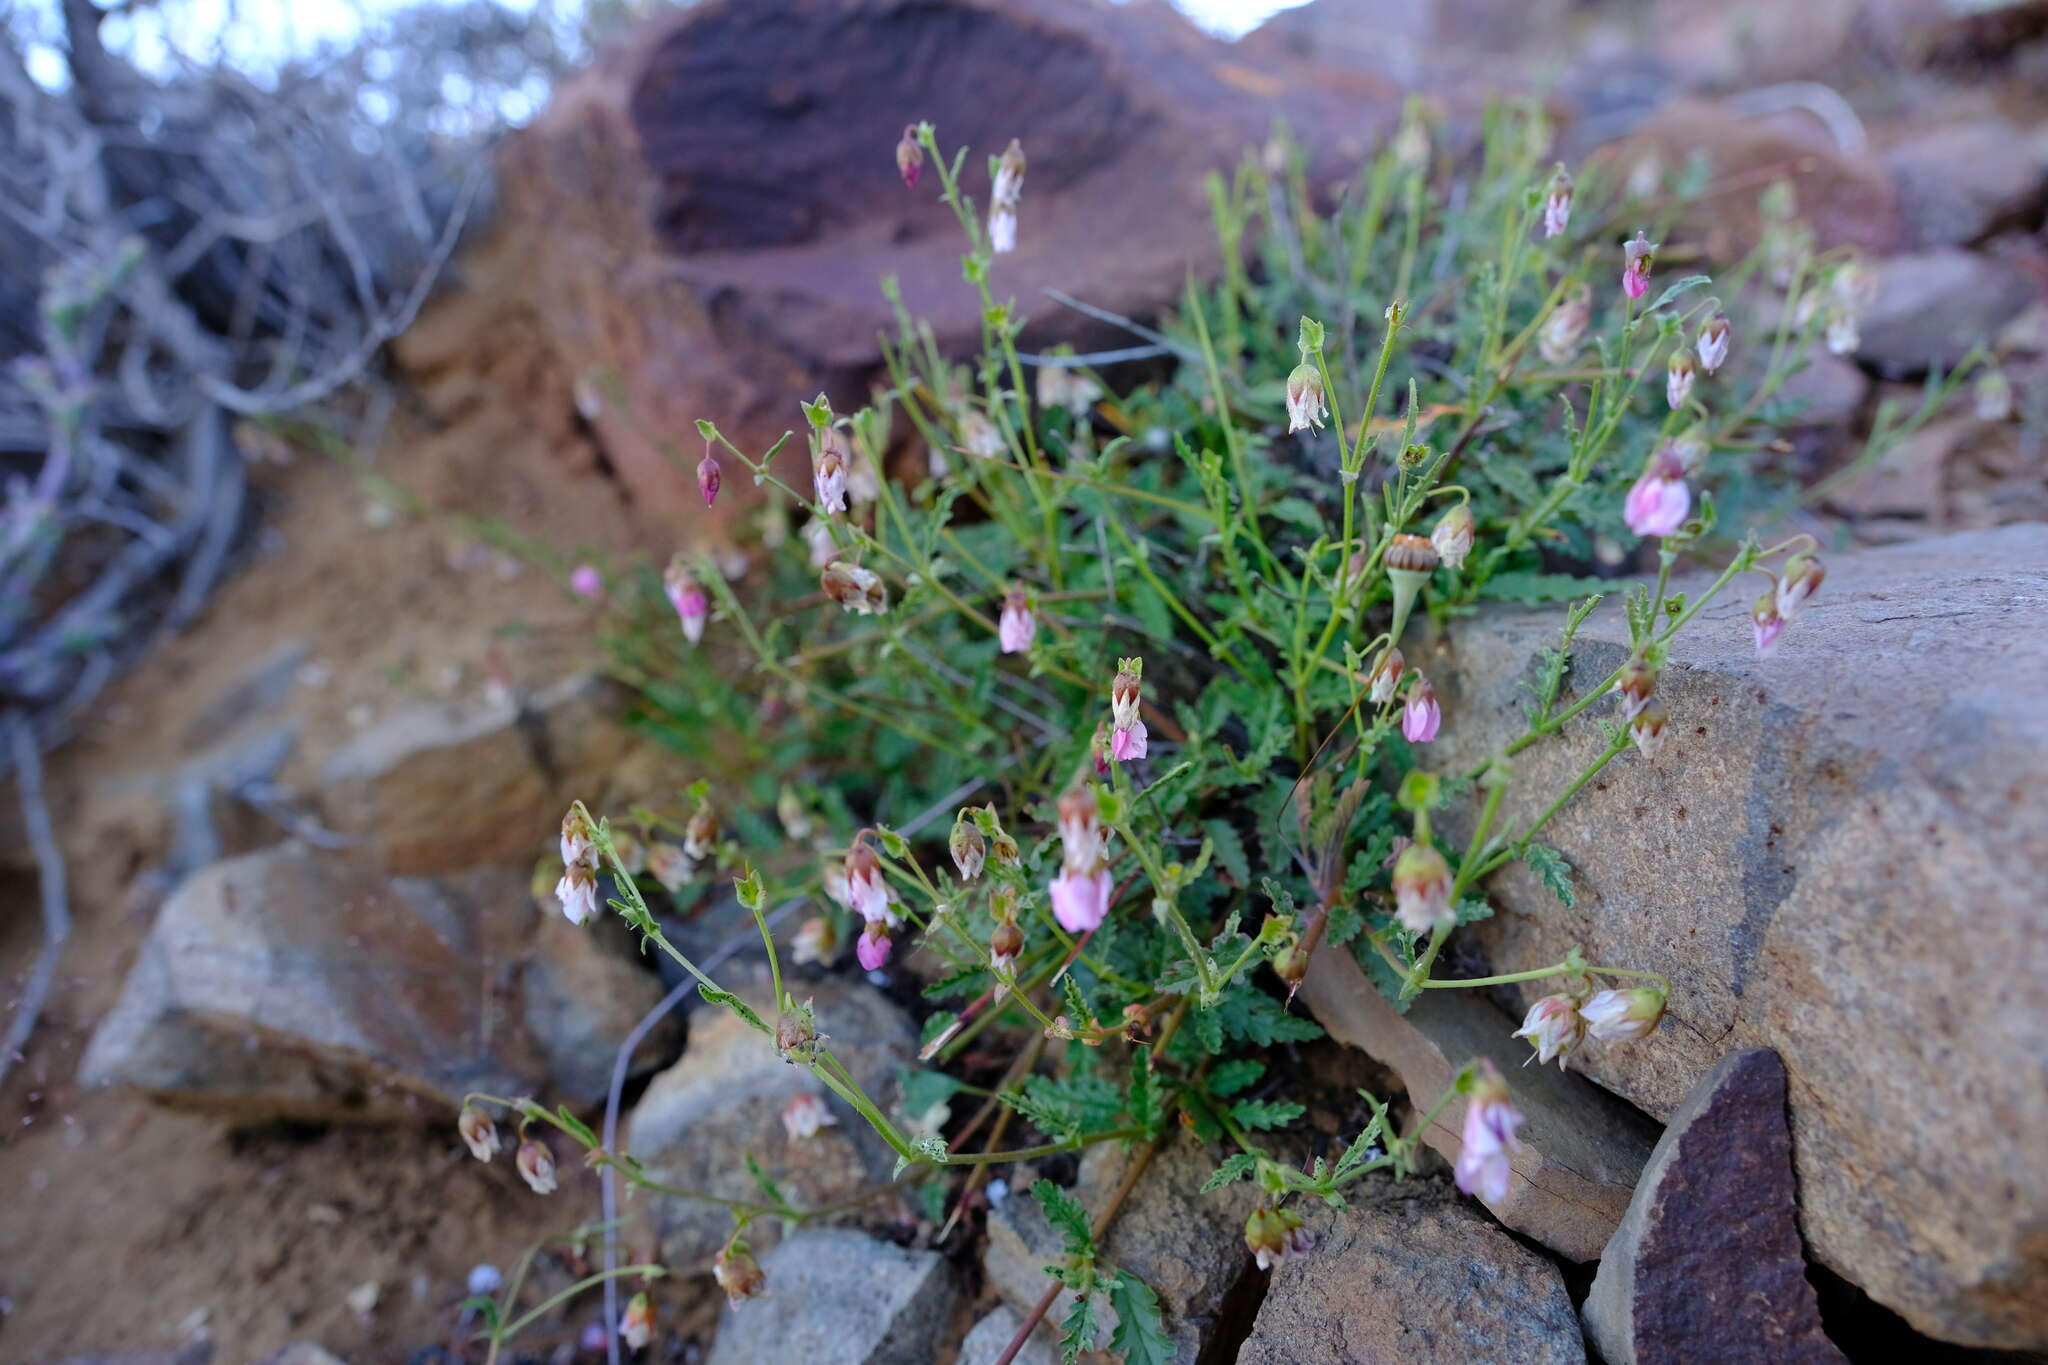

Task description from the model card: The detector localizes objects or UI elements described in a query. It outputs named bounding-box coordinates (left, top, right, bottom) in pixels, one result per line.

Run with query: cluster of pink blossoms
left=1048, top=784, right=1112, bottom=935
left=1512, top=985, right=1667, bottom=1068
left=1752, top=547, right=1825, bottom=660
left=1364, top=644, right=1442, bottom=746
left=828, top=838, right=901, bottom=971
left=555, top=805, right=602, bottom=925
left=457, top=1103, right=561, bottom=1197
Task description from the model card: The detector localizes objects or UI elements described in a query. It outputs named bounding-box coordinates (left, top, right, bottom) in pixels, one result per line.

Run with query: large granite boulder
left=77, top=843, right=675, bottom=1118
left=1420, top=524, right=2048, bottom=1347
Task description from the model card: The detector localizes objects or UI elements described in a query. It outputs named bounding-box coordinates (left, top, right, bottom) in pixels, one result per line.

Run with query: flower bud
left=989, top=138, right=1025, bottom=254
left=1056, top=786, right=1105, bottom=871
left=1049, top=865, right=1114, bottom=934
left=1665, top=347, right=1697, bottom=411
left=1391, top=842, right=1454, bottom=935
left=1975, top=369, right=2013, bottom=423
left=1511, top=994, right=1586, bottom=1069
left=1402, top=676, right=1441, bottom=744
left=646, top=841, right=694, bottom=894
left=1623, top=451, right=1690, bottom=539
left=1454, top=1059, right=1523, bottom=1205
left=959, top=408, right=1004, bottom=459
left=554, top=860, right=599, bottom=926
left=1697, top=313, right=1731, bottom=374
left=781, top=1091, right=836, bottom=1140
left=895, top=124, right=924, bottom=189
left=1429, top=502, right=1475, bottom=570
left=996, top=584, right=1037, bottom=654
left=516, top=1138, right=557, bottom=1194
left=1621, top=230, right=1656, bottom=301
left=1366, top=646, right=1406, bottom=706
left=1776, top=549, right=1824, bottom=622
left=790, top=915, right=838, bottom=966
left=856, top=920, right=894, bottom=971
left=696, top=452, right=722, bottom=507
left=569, top=564, right=603, bottom=599
left=1285, top=361, right=1327, bottom=434
left=1614, top=655, right=1657, bottom=719
left=1538, top=285, right=1591, bottom=366
left=1244, top=1205, right=1310, bottom=1270
left=1579, top=986, right=1667, bottom=1041
left=776, top=1005, right=817, bottom=1057
left=458, top=1102, right=500, bottom=1162
left=813, top=428, right=851, bottom=513
left=1629, top=700, right=1669, bottom=759
left=620, top=1290, right=656, bottom=1348
left=990, top=920, right=1025, bottom=977
left=1111, top=658, right=1143, bottom=730
left=950, top=818, right=987, bottom=881
left=1752, top=591, right=1786, bottom=659
left=561, top=806, right=597, bottom=871
left=842, top=841, right=895, bottom=924
left=1541, top=165, right=1573, bottom=239
left=664, top=555, right=709, bottom=645
left=821, top=560, right=889, bottom=615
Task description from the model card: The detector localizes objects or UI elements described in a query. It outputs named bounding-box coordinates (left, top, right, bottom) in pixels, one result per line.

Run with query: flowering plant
left=462, top=105, right=1897, bottom=1360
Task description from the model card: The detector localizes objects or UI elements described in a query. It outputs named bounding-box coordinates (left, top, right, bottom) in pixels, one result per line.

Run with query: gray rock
left=1236, top=1188, right=1585, bottom=1364
left=77, top=843, right=671, bottom=1117
left=1854, top=249, right=2038, bottom=377
left=318, top=674, right=676, bottom=875
left=1771, top=346, right=1867, bottom=430
left=984, top=1131, right=1264, bottom=1361
left=626, top=976, right=913, bottom=1264
left=1298, top=949, right=1657, bottom=1263
left=1422, top=524, right=2048, bottom=1347
left=957, top=1304, right=1058, bottom=1365
left=703, top=1227, right=959, bottom=1365
left=1584, top=1049, right=1843, bottom=1365
left=1885, top=120, right=2048, bottom=250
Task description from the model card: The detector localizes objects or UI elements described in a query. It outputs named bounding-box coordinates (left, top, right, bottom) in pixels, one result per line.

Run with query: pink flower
left=855, top=920, right=893, bottom=971
left=790, top=915, right=838, bottom=965
left=555, top=861, right=599, bottom=926
left=1110, top=721, right=1148, bottom=763
left=1623, top=457, right=1691, bottom=538
left=1430, top=503, right=1474, bottom=570
left=1697, top=313, right=1731, bottom=373
left=1542, top=166, right=1573, bottom=239
left=1539, top=286, right=1591, bottom=366
left=895, top=124, right=924, bottom=189
left=569, top=564, right=603, bottom=598
left=561, top=806, right=597, bottom=870
left=1049, top=865, right=1114, bottom=934
left=989, top=138, right=1025, bottom=254
left=1111, top=658, right=1143, bottom=731
left=781, top=1091, right=836, bottom=1140
left=1621, top=230, right=1656, bottom=300
left=821, top=560, right=889, bottom=615
left=1512, top=994, right=1585, bottom=1069
left=1614, top=656, right=1657, bottom=719
left=1629, top=701, right=1669, bottom=759
left=813, top=429, right=850, bottom=513
left=1391, top=843, right=1454, bottom=935
left=1366, top=646, right=1406, bottom=706
left=621, top=1291, right=656, bottom=1348
left=1402, top=677, right=1441, bottom=744
left=998, top=587, right=1036, bottom=654
left=516, top=1139, right=557, bottom=1194
left=1579, top=987, right=1667, bottom=1041
left=712, top=1246, right=764, bottom=1309
left=458, top=1103, right=499, bottom=1162
left=1454, top=1061, right=1524, bottom=1205
left=1752, top=593, right=1786, bottom=659
left=664, top=556, right=709, bottom=644
left=1666, top=348, right=1697, bottom=411
left=841, top=843, right=897, bottom=925
left=697, top=453, right=722, bottom=507
left=1057, top=786, right=1105, bottom=870
left=1285, top=362, right=1327, bottom=434
left=1776, top=550, right=1825, bottom=622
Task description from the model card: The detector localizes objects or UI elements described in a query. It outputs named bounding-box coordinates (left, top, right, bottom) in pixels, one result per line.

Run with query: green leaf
left=1012, top=1073, right=1123, bottom=1143
left=1520, top=843, right=1577, bottom=908
left=1032, top=1179, right=1095, bottom=1258
left=1058, top=1292, right=1101, bottom=1365
left=1218, top=986, right=1323, bottom=1046
left=1201, top=1151, right=1260, bottom=1192
left=1126, top=1051, right=1164, bottom=1137
left=744, top=1153, right=786, bottom=1208
left=1108, top=1273, right=1176, bottom=1365
left=1647, top=272, right=1713, bottom=313
left=1230, top=1098, right=1307, bottom=1131
left=1207, top=1058, right=1265, bottom=1097
left=898, top=1067, right=964, bottom=1121
left=698, top=985, right=769, bottom=1034
left=1483, top=570, right=1612, bottom=606
left=552, top=1104, right=599, bottom=1148
left=1453, top=896, right=1495, bottom=927
left=1325, top=903, right=1364, bottom=947
left=1203, top=819, right=1250, bottom=888
left=1129, top=579, right=1176, bottom=644
left=921, top=966, right=986, bottom=1001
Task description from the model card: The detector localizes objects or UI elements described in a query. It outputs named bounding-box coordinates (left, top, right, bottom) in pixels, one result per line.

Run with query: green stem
left=493, top=1266, right=666, bottom=1344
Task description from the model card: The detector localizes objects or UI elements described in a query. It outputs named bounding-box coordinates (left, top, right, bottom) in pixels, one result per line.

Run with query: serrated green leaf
left=1218, top=986, right=1323, bottom=1046
left=1126, top=1051, right=1164, bottom=1137
left=1230, top=1098, right=1307, bottom=1131
left=1520, top=843, right=1577, bottom=908
left=1200, top=1151, right=1260, bottom=1192
left=1108, top=1273, right=1175, bottom=1365
left=899, top=1067, right=964, bottom=1121
left=1032, top=1179, right=1095, bottom=1258
left=1208, top=1058, right=1265, bottom=1097
left=698, top=985, right=769, bottom=1033
left=921, top=965, right=986, bottom=1000
left=1203, top=819, right=1250, bottom=887
left=1058, top=1292, right=1101, bottom=1365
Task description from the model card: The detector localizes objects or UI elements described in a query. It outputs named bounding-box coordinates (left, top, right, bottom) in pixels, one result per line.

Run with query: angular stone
left=703, top=1227, right=960, bottom=1365
left=318, top=674, right=670, bottom=875
left=486, top=0, right=1394, bottom=522
left=984, top=1130, right=1265, bottom=1360
left=1423, top=525, right=2048, bottom=1346
left=76, top=843, right=671, bottom=1118
left=1297, top=948, right=1657, bottom=1262
left=520, top=912, right=683, bottom=1106
left=1855, top=249, right=2038, bottom=377
left=1771, top=346, right=1868, bottom=431
left=1236, top=1188, right=1586, bottom=1364
left=1584, top=1049, right=1844, bottom=1365
left=958, top=1304, right=1058, bottom=1365
left=1885, top=120, right=2048, bottom=250
left=626, top=975, right=913, bottom=1264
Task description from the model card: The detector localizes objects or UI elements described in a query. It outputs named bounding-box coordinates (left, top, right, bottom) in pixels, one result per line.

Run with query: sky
left=11, top=0, right=1315, bottom=92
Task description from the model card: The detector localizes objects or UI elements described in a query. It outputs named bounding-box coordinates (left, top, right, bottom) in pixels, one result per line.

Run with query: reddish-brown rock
left=485, top=0, right=1396, bottom=521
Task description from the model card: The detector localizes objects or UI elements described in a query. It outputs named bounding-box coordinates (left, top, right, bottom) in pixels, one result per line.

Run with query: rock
left=1854, top=249, right=2039, bottom=377
left=984, top=1130, right=1265, bottom=1360
left=1236, top=1187, right=1586, bottom=1363
left=1422, top=525, right=2048, bottom=1346
left=1771, top=346, right=1868, bottom=430
left=1583, top=1049, right=1843, bottom=1364
left=522, top=911, right=683, bottom=1105
left=626, top=975, right=914, bottom=1264
left=1645, top=0, right=1861, bottom=90
left=485, top=0, right=1393, bottom=520
left=78, top=843, right=672, bottom=1117
left=318, top=674, right=670, bottom=875
left=1238, top=0, right=1577, bottom=87
left=1297, top=949, right=1657, bottom=1263
left=1593, top=99, right=1898, bottom=262
left=1820, top=413, right=1967, bottom=521
left=1885, top=120, right=2048, bottom=249
left=703, top=1226, right=959, bottom=1365
left=252, top=1348, right=346, bottom=1365
left=958, top=1303, right=1059, bottom=1365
